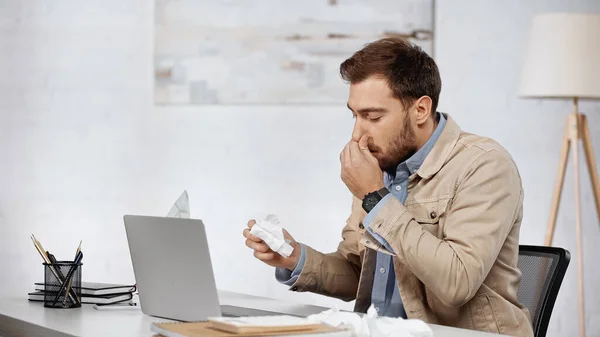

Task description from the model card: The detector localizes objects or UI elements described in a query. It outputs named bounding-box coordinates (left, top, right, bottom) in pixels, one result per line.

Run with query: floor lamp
left=519, top=13, right=600, bottom=337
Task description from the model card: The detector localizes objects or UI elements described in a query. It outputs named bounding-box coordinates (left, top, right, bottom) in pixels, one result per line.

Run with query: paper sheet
left=167, top=190, right=190, bottom=218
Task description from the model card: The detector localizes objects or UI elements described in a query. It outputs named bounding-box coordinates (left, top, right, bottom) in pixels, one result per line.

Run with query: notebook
left=208, top=316, right=327, bottom=334
left=151, top=318, right=351, bottom=337
left=34, top=282, right=136, bottom=296
left=28, top=291, right=133, bottom=305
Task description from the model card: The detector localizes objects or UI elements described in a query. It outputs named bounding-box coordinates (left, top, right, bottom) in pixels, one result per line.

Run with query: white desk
left=0, top=291, right=505, bottom=337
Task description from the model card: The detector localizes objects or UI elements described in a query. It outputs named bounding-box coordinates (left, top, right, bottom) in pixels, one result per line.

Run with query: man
left=243, top=37, right=533, bottom=337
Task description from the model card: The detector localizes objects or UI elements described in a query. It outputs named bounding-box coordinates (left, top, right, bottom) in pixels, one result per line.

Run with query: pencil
left=75, top=240, right=82, bottom=257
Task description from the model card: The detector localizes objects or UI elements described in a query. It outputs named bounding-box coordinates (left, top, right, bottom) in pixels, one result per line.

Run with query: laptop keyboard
left=220, top=305, right=302, bottom=318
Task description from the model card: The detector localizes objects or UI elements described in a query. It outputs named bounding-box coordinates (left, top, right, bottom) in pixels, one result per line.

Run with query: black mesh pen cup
left=43, top=261, right=83, bottom=308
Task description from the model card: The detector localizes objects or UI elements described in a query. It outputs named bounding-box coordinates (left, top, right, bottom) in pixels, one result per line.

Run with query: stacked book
left=28, top=282, right=137, bottom=306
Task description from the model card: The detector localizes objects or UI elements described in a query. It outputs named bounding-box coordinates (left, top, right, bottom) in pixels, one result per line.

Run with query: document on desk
left=208, top=315, right=326, bottom=334
left=151, top=319, right=350, bottom=337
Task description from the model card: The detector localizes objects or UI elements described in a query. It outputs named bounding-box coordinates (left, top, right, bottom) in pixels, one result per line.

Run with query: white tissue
left=249, top=215, right=294, bottom=258
left=166, top=190, right=190, bottom=218
left=306, top=305, right=433, bottom=337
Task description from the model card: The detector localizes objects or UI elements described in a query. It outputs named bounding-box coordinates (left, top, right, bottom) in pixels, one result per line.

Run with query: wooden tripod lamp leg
left=545, top=115, right=572, bottom=246
left=581, top=114, right=600, bottom=223
left=571, top=113, right=586, bottom=337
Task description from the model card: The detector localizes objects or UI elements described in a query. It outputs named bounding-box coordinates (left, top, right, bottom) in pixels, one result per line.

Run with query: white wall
left=1, top=1, right=600, bottom=336
left=0, top=0, right=356, bottom=312
left=436, top=1, right=600, bottom=336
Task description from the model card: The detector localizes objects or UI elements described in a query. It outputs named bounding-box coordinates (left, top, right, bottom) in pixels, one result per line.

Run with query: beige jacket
left=289, top=114, right=534, bottom=337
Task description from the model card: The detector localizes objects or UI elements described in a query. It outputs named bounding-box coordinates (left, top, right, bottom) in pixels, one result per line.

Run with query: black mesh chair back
left=517, top=245, right=570, bottom=337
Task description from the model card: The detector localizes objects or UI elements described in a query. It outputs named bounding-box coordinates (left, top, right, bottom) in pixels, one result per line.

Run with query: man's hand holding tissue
left=340, top=135, right=384, bottom=200
left=243, top=220, right=301, bottom=271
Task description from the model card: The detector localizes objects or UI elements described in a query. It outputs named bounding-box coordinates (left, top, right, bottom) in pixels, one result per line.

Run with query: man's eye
left=369, top=116, right=382, bottom=121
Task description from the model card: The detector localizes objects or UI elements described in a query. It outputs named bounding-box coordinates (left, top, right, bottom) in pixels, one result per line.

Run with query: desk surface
left=0, top=290, right=505, bottom=337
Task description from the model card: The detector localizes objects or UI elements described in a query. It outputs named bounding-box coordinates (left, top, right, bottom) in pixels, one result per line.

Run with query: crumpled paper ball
left=306, top=304, right=433, bottom=337
left=250, top=215, right=294, bottom=258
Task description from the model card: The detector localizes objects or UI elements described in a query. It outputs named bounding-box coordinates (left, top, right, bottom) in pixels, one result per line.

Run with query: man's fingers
left=282, top=229, right=292, bottom=240
left=341, top=142, right=351, bottom=164
left=246, top=239, right=270, bottom=253
left=254, top=251, right=276, bottom=261
left=358, top=134, right=370, bottom=151
left=245, top=220, right=262, bottom=242
left=348, top=140, right=361, bottom=161
left=359, top=135, right=377, bottom=163
left=243, top=228, right=262, bottom=243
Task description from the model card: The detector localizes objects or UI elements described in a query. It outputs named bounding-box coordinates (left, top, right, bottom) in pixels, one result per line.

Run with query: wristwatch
left=362, top=187, right=390, bottom=213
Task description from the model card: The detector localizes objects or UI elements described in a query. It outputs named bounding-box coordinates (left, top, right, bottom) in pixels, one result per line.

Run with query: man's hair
left=340, top=37, right=441, bottom=113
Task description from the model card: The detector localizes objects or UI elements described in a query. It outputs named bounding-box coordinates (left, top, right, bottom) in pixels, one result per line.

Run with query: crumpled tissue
left=249, top=215, right=294, bottom=258
left=306, top=305, right=433, bottom=337
left=166, top=190, right=190, bottom=218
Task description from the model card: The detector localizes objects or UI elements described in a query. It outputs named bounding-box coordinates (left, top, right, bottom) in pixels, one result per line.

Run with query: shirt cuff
left=363, top=194, right=396, bottom=253
left=275, top=244, right=306, bottom=286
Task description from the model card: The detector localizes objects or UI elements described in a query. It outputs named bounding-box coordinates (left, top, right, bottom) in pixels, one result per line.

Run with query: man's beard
left=377, top=117, right=417, bottom=173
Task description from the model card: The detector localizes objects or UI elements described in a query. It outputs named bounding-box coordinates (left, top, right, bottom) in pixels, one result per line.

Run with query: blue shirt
left=276, top=113, right=446, bottom=318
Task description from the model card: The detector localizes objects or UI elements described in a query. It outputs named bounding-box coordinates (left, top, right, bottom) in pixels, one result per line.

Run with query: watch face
left=363, top=194, right=380, bottom=211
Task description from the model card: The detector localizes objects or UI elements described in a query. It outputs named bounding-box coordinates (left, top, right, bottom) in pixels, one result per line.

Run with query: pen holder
left=43, top=261, right=83, bottom=309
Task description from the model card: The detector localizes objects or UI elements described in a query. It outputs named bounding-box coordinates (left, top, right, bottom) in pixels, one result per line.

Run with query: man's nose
left=352, top=120, right=363, bottom=142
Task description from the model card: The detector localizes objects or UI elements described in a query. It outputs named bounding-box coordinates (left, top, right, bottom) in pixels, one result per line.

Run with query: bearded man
left=243, top=37, right=534, bottom=337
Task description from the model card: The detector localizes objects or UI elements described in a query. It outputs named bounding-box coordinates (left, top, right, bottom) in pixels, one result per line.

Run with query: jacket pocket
left=469, top=293, right=501, bottom=334
left=487, top=292, right=524, bottom=336
left=406, top=197, right=450, bottom=236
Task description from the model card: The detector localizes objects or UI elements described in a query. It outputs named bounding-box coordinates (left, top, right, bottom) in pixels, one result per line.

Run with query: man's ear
left=414, top=96, right=433, bottom=126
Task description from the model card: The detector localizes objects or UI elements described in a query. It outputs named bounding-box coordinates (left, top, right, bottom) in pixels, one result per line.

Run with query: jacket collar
left=416, top=113, right=462, bottom=180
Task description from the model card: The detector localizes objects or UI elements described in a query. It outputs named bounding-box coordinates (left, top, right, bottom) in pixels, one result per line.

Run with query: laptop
left=123, top=215, right=287, bottom=321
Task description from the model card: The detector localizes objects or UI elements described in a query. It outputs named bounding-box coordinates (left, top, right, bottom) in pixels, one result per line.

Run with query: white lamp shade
left=519, top=13, right=600, bottom=99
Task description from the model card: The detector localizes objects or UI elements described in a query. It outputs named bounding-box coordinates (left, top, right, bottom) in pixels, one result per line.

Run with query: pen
left=51, top=251, right=83, bottom=306
left=46, top=251, right=65, bottom=279
left=62, top=275, right=75, bottom=306
left=62, top=241, right=83, bottom=306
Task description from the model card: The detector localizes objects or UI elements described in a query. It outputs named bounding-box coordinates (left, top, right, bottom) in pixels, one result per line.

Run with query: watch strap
left=376, top=187, right=390, bottom=198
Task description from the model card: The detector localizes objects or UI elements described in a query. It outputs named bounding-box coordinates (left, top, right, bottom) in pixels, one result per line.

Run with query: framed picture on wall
left=154, top=0, right=434, bottom=105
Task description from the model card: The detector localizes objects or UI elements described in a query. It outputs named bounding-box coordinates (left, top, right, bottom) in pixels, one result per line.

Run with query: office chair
left=517, top=245, right=570, bottom=337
